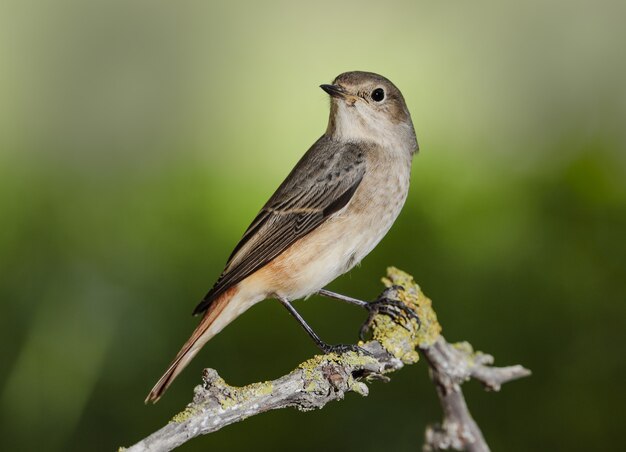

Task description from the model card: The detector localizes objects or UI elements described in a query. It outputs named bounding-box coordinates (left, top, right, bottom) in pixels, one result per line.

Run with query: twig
left=124, top=268, right=530, bottom=452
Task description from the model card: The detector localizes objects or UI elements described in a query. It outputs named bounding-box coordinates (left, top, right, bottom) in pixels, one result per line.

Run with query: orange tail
left=145, top=287, right=238, bottom=403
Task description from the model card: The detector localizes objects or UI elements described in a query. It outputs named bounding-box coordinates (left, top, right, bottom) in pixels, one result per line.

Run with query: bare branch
left=422, top=338, right=531, bottom=452
left=124, top=268, right=530, bottom=452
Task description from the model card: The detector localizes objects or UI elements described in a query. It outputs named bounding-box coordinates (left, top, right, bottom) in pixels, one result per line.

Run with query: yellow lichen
left=452, top=341, right=487, bottom=367
left=365, top=267, right=442, bottom=363
left=383, top=267, right=442, bottom=347
left=452, top=341, right=474, bottom=355
left=297, top=351, right=377, bottom=394
left=215, top=380, right=274, bottom=409
left=371, top=314, right=420, bottom=364
left=171, top=405, right=200, bottom=423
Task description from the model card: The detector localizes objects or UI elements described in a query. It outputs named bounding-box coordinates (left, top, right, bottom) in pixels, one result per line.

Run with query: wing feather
left=193, top=136, right=366, bottom=315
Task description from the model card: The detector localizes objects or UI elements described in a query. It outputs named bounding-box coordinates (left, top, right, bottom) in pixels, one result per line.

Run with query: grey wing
left=193, top=137, right=366, bottom=315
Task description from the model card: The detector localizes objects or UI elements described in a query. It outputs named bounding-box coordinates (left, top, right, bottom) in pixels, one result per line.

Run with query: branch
left=422, top=339, right=530, bottom=451
left=124, top=268, right=530, bottom=452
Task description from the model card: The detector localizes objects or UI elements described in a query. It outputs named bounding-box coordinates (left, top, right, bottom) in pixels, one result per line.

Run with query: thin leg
left=318, top=287, right=421, bottom=341
left=278, top=296, right=327, bottom=352
left=316, top=289, right=368, bottom=308
left=277, top=296, right=369, bottom=355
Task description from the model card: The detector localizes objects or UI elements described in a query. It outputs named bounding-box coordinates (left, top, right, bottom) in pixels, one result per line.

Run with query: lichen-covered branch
left=124, top=268, right=530, bottom=452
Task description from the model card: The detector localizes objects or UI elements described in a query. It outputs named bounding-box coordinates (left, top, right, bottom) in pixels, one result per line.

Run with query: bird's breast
left=339, top=149, right=412, bottom=263
left=250, top=145, right=412, bottom=301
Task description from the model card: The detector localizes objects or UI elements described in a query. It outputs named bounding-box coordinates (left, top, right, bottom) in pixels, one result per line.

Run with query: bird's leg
left=277, top=296, right=370, bottom=356
left=316, top=289, right=369, bottom=308
left=316, top=287, right=421, bottom=341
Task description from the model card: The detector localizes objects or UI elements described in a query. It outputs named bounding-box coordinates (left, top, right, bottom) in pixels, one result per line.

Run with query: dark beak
left=320, top=84, right=347, bottom=99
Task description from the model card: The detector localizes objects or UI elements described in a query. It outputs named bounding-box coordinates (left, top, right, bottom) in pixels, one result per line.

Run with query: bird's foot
left=359, top=286, right=421, bottom=341
left=319, top=343, right=372, bottom=356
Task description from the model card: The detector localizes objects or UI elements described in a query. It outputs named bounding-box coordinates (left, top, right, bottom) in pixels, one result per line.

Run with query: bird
left=146, top=71, right=419, bottom=403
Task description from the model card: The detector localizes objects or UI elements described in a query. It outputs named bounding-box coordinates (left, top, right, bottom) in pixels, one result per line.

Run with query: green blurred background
left=1, top=0, right=624, bottom=450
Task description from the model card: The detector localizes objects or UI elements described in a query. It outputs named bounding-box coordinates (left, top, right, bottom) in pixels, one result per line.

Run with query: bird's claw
left=359, top=286, right=421, bottom=341
left=320, top=343, right=372, bottom=356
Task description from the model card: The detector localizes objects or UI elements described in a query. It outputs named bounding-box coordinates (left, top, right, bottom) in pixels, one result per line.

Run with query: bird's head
left=321, top=71, right=418, bottom=154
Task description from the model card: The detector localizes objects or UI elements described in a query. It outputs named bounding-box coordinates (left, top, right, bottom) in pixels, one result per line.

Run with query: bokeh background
left=1, top=0, right=625, bottom=450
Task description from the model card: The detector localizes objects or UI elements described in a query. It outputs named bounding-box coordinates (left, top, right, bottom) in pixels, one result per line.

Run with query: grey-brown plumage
left=147, top=71, right=418, bottom=403
left=193, top=137, right=367, bottom=315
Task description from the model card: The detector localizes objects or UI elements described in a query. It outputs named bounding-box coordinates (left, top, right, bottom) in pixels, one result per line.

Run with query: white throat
left=330, top=102, right=415, bottom=154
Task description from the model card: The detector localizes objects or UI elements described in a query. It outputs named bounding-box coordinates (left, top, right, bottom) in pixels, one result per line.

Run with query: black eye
left=371, top=88, right=385, bottom=102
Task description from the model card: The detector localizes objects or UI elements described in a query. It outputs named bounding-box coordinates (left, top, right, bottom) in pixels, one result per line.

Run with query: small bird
left=146, top=71, right=419, bottom=403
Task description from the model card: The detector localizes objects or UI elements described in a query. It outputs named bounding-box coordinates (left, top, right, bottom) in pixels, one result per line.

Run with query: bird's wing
left=193, top=137, right=366, bottom=315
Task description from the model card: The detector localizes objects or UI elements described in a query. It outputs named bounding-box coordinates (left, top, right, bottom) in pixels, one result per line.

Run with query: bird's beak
left=320, top=84, right=347, bottom=99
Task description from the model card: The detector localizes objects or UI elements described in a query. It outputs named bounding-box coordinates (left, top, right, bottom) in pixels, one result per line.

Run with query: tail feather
left=145, top=287, right=237, bottom=403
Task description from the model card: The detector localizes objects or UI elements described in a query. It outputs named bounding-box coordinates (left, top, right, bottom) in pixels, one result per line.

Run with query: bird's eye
left=371, top=88, right=385, bottom=102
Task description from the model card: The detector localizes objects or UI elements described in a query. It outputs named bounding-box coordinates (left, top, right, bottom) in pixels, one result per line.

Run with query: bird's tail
left=145, top=286, right=240, bottom=403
